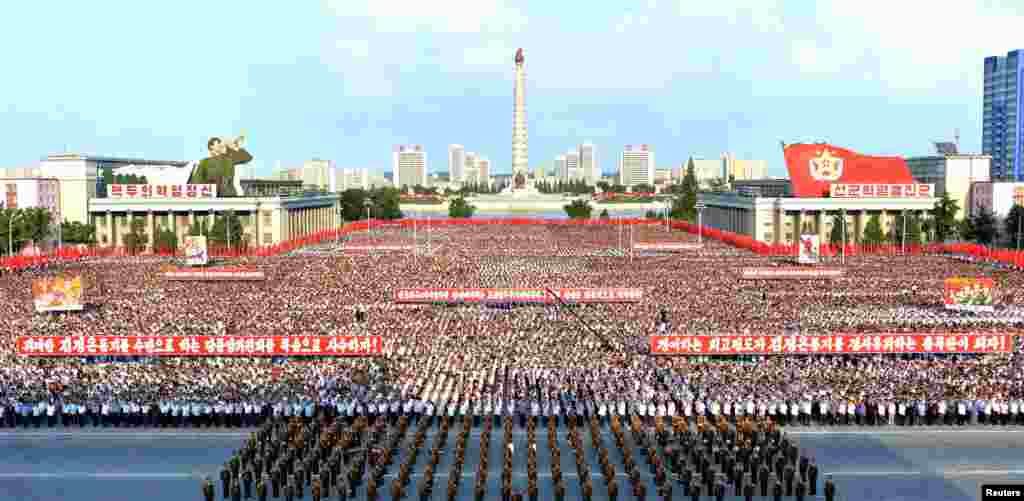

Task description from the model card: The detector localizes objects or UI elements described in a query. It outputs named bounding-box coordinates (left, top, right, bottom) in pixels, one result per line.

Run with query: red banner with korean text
left=783, top=143, right=914, bottom=198
left=393, top=288, right=643, bottom=304
left=633, top=243, right=703, bottom=251
left=650, top=334, right=1013, bottom=355
left=16, top=336, right=382, bottom=357
left=108, top=184, right=216, bottom=199
left=160, top=268, right=266, bottom=281
left=740, top=268, right=844, bottom=279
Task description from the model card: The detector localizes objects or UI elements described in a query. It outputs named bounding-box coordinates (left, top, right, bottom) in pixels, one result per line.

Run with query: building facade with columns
left=27, top=152, right=341, bottom=249
left=88, top=194, right=340, bottom=249
left=697, top=192, right=936, bottom=244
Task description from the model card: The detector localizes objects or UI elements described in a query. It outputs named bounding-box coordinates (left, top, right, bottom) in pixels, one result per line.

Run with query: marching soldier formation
left=206, top=407, right=837, bottom=500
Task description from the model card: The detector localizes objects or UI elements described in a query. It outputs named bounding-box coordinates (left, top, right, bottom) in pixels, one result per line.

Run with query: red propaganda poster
left=32, top=274, right=85, bottom=312
left=740, top=268, right=844, bottom=279
left=392, top=288, right=643, bottom=304
left=783, top=143, right=914, bottom=198
left=650, top=334, right=1013, bottom=355
left=943, top=278, right=996, bottom=312
left=16, top=336, right=383, bottom=357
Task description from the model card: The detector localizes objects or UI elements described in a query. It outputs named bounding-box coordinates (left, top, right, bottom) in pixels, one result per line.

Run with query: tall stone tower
left=511, top=48, right=529, bottom=183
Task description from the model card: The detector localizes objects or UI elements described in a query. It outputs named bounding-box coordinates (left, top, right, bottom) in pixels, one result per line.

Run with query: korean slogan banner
left=650, top=334, right=1013, bottom=355
left=32, top=274, right=85, bottom=312
left=944, top=277, right=995, bottom=312
left=17, top=336, right=383, bottom=357
left=393, top=288, right=643, bottom=304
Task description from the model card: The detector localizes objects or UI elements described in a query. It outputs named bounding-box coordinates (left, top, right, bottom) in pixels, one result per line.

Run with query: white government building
left=3, top=153, right=341, bottom=250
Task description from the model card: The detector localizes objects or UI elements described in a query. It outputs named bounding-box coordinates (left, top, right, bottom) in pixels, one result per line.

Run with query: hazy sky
left=2, top=1, right=1021, bottom=177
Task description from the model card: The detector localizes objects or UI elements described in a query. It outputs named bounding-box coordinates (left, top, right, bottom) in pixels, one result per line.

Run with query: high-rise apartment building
left=578, top=143, right=599, bottom=184
left=301, top=159, right=335, bottom=191
left=477, top=158, right=491, bottom=185
left=392, top=145, right=427, bottom=189
left=339, top=168, right=369, bottom=191
left=555, top=155, right=567, bottom=180
left=619, top=145, right=655, bottom=187
left=723, top=153, right=768, bottom=181
left=983, top=50, right=1024, bottom=180
left=564, top=151, right=580, bottom=180
left=448, top=145, right=466, bottom=183
left=464, top=152, right=479, bottom=185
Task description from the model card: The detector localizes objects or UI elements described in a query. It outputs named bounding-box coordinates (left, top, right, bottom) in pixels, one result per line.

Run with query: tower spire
left=511, top=48, right=528, bottom=178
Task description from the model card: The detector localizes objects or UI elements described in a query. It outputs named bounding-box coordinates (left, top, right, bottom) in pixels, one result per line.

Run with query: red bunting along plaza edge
left=697, top=143, right=938, bottom=245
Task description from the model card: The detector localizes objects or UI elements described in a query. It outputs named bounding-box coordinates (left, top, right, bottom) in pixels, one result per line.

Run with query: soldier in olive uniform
left=220, top=463, right=232, bottom=499
left=202, top=476, right=215, bottom=501
left=256, top=477, right=267, bottom=501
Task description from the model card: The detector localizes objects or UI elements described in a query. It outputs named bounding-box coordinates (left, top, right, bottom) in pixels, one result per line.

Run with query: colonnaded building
left=698, top=143, right=943, bottom=244
left=10, top=153, right=340, bottom=249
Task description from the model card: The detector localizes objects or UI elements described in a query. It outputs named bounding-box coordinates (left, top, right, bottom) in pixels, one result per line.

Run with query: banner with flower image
left=943, top=277, right=995, bottom=312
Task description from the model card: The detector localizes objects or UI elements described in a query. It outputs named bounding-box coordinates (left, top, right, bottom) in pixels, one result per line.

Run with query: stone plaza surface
left=2, top=426, right=1023, bottom=501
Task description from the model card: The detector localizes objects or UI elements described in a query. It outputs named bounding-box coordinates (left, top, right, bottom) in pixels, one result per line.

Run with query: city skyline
left=1, top=2, right=1022, bottom=178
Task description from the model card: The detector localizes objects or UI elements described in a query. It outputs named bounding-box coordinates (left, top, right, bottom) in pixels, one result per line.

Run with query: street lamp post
left=901, top=209, right=907, bottom=255
left=842, top=208, right=847, bottom=266
left=618, top=215, right=623, bottom=254
left=335, top=207, right=344, bottom=247
left=696, top=203, right=706, bottom=245
left=663, top=202, right=669, bottom=233
left=226, top=210, right=232, bottom=253
left=1017, top=210, right=1022, bottom=250
left=8, top=212, right=19, bottom=257
left=364, top=201, right=373, bottom=242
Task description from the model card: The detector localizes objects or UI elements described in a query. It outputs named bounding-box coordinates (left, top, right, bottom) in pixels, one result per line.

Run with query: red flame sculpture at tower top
left=515, top=48, right=524, bottom=66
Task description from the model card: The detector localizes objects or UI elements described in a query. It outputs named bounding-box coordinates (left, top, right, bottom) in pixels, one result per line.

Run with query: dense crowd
left=2, top=224, right=1024, bottom=431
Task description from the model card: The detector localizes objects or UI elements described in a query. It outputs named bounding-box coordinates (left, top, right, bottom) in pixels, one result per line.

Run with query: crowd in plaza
left=1, top=223, right=1024, bottom=432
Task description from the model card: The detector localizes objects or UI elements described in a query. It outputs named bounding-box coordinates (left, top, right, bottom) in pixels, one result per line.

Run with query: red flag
left=783, top=143, right=914, bottom=198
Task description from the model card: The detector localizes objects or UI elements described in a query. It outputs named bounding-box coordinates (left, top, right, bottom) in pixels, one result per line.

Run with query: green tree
left=829, top=212, right=845, bottom=246
left=1004, top=204, right=1024, bottom=248
left=0, top=208, right=51, bottom=254
left=563, top=199, right=593, bottom=219
left=971, top=207, right=997, bottom=244
left=599, top=209, right=610, bottom=219
left=957, top=216, right=976, bottom=242
left=122, top=216, right=148, bottom=254
left=930, top=191, right=960, bottom=242
left=153, top=227, right=178, bottom=253
left=19, top=207, right=53, bottom=245
left=339, top=189, right=370, bottom=221
left=188, top=217, right=209, bottom=237
left=891, top=211, right=923, bottom=245
left=60, top=220, right=97, bottom=244
left=671, top=159, right=698, bottom=221
left=645, top=209, right=658, bottom=219
left=862, top=214, right=885, bottom=245
left=448, top=196, right=476, bottom=218
left=370, top=187, right=404, bottom=220
left=633, top=183, right=656, bottom=194
left=596, top=181, right=611, bottom=193
left=209, top=210, right=247, bottom=249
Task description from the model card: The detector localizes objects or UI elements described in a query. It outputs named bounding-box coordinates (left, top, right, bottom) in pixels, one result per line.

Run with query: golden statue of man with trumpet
left=189, top=131, right=252, bottom=197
